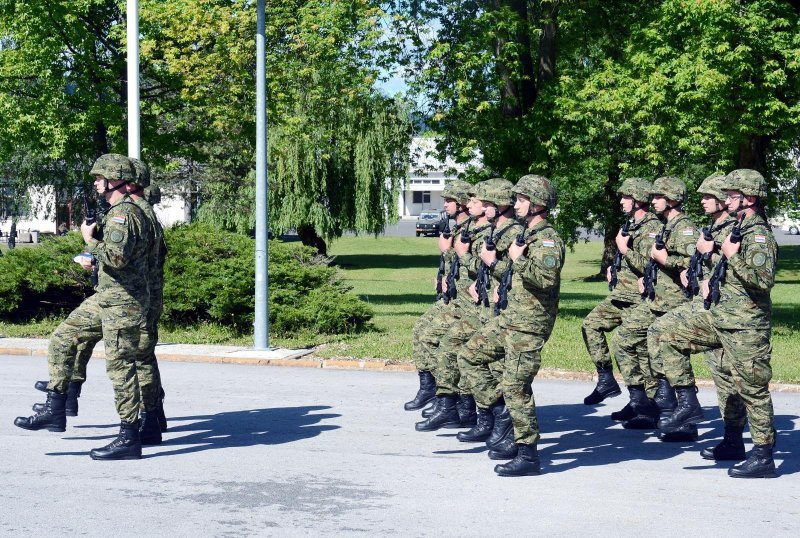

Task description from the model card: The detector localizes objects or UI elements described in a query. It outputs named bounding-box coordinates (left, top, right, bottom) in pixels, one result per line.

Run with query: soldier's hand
left=492, top=287, right=499, bottom=304
left=696, top=234, right=715, bottom=255
left=615, top=230, right=630, bottom=255
left=606, top=265, right=613, bottom=283
left=468, top=282, right=479, bottom=302
left=508, top=241, right=526, bottom=261
left=454, top=237, right=470, bottom=257
left=637, top=276, right=645, bottom=294
left=78, top=258, right=93, bottom=271
left=80, top=222, right=97, bottom=243
left=701, top=279, right=710, bottom=300
left=480, top=243, right=497, bottom=266
left=438, top=233, right=453, bottom=253
left=441, top=280, right=448, bottom=294
left=680, top=268, right=689, bottom=288
left=650, top=243, right=668, bottom=265
left=720, top=234, right=741, bottom=258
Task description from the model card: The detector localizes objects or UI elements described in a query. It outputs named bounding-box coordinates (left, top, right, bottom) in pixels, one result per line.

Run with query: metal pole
left=254, top=0, right=270, bottom=348
left=127, top=0, right=140, bottom=159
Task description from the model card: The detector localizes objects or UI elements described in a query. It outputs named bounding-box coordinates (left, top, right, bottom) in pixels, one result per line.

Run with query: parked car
left=782, top=213, right=800, bottom=235
left=416, top=211, right=443, bottom=237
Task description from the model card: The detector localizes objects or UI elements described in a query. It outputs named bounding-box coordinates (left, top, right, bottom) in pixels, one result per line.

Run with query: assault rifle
left=642, top=221, right=668, bottom=301
left=608, top=219, right=631, bottom=291
left=495, top=229, right=526, bottom=315
left=83, top=194, right=99, bottom=288
left=684, top=225, right=713, bottom=298
left=435, top=213, right=452, bottom=302
left=475, top=225, right=496, bottom=307
left=703, top=221, right=743, bottom=310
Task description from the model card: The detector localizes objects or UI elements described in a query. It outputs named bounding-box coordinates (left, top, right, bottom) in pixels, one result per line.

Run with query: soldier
left=462, top=174, right=563, bottom=476
left=610, top=177, right=697, bottom=429
left=651, top=170, right=779, bottom=478
left=415, top=178, right=520, bottom=432
left=646, top=174, right=735, bottom=441
left=405, top=179, right=471, bottom=411
left=581, top=178, right=660, bottom=407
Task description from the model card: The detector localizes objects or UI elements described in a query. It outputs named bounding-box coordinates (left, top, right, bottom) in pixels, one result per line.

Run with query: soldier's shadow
left=533, top=403, right=799, bottom=476
left=49, top=406, right=340, bottom=458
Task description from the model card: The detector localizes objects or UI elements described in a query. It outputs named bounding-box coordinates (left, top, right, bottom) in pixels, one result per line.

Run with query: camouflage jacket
left=711, top=213, right=776, bottom=330
left=649, top=213, right=698, bottom=313
left=503, top=220, right=564, bottom=336
left=452, top=219, right=493, bottom=308
left=132, top=196, right=167, bottom=311
left=611, top=212, right=661, bottom=304
left=86, top=195, right=152, bottom=308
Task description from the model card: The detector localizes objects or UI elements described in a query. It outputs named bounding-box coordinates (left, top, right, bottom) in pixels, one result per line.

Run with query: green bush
left=0, top=224, right=373, bottom=337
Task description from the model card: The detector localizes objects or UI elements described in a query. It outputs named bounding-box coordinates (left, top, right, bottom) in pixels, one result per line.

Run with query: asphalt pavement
left=2, top=354, right=798, bottom=536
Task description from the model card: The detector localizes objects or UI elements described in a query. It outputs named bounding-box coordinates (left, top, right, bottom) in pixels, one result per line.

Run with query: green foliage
left=161, top=223, right=373, bottom=335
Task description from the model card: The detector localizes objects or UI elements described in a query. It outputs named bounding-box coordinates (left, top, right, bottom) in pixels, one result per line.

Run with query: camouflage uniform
left=582, top=178, right=660, bottom=372
left=612, top=178, right=697, bottom=397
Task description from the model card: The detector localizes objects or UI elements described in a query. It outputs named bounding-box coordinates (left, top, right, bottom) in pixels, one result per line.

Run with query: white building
left=397, top=137, right=480, bottom=218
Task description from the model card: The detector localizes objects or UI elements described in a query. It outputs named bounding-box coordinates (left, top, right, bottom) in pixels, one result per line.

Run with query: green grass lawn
left=2, top=235, right=798, bottom=383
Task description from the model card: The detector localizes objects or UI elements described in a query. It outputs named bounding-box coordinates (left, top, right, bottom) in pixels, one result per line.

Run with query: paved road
left=2, top=355, right=798, bottom=536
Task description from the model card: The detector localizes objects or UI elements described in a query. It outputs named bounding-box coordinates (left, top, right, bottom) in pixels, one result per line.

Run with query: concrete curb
left=2, top=338, right=799, bottom=392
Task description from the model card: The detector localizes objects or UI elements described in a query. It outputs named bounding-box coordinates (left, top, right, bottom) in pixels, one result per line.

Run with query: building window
left=412, top=191, right=422, bottom=203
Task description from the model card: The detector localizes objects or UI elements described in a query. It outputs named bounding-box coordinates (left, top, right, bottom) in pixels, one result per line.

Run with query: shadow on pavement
left=49, top=406, right=340, bottom=458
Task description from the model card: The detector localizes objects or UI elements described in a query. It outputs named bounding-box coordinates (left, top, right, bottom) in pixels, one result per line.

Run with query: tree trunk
left=598, top=171, right=620, bottom=278
left=537, top=4, right=558, bottom=86
left=736, top=135, right=770, bottom=173
left=297, top=224, right=328, bottom=256
left=492, top=0, right=539, bottom=118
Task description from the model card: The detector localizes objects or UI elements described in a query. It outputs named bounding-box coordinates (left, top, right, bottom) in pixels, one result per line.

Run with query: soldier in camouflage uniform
left=405, top=180, right=471, bottom=411
left=646, top=174, right=736, bottom=441
left=581, top=178, right=660, bottom=408
left=415, top=179, right=521, bottom=432
left=464, top=174, right=564, bottom=476
left=610, top=177, right=697, bottom=429
left=651, top=170, right=779, bottom=478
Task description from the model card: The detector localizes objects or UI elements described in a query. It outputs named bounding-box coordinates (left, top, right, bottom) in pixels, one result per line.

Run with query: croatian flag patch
left=648, top=232, right=658, bottom=238
left=112, top=215, right=127, bottom=224
left=542, top=240, right=555, bottom=247
left=754, top=234, right=766, bottom=243
left=682, top=229, right=694, bottom=236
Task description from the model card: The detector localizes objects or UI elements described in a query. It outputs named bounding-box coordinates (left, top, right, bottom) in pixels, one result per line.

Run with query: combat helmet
left=442, top=179, right=471, bottom=205
left=89, top=153, right=136, bottom=182
left=722, top=169, right=767, bottom=199
left=651, top=176, right=687, bottom=204
left=129, top=158, right=151, bottom=188
left=513, top=174, right=557, bottom=209
left=476, top=177, right=515, bottom=206
left=617, top=177, right=652, bottom=204
left=696, top=174, right=727, bottom=201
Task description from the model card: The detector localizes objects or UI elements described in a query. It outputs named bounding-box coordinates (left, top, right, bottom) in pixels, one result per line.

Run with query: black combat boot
left=485, top=401, right=512, bottom=449
left=34, top=380, right=49, bottom=392
left=139, top=411, right=163, bottom=445
left=494, top=443, right=541, bottom=476
left=610, top=388, right=637, bottom=421
left=583, top=364, right=622, bottom=405
left=456, top=394, right=477, bottom=427
left=90, top=421, right=142, bottom=460
left=415, top=395, right=461, bottom=431
left=728, top=444, right=777, bottom=478
left=155, top=388, right=168, bottom=432
left=622, top=385, right=659, bottom=429
left=14, top=390, right=67, bottom=432
left=457, top=407, right=494, bottom=442
left=658, top=386, right=704, bottom=432
left=421, top=398, right=438, bottom=418
left=700, top=425, right=746, bottom=461
left=653, top=377, right=678, bottom=415
left=404, top=371, right=437, bottom=411
left=64, top=381, right=82, bottom=417
left=659, top=424, right=699, bottom=442
left=488, top=428, right=518, bottom=460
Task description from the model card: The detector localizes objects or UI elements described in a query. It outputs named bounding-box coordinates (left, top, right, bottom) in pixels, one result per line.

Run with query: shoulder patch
left=648, top=232, right=658, bottom=238
left=112, top=215, right=127, bottom=225
left=543, top=255, right=557, bottom=268
left=754, top=234, right=766, bottom=244
left=751, top=252, right=767, bottom=267
left=109, top=229, right=125, bottom=243
left=542, top=239, right=556, bottom=247
left=682, top=229, right=694, bottom=236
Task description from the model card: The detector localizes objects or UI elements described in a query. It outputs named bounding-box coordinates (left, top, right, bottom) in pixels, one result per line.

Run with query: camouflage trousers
left=581, top=297, right=637, bottom=369
left=457, top=314, right=509, bottom=408
left=433, top=301, right=489, bottom=395
left=411, top=300, right=450, bottom=372
left=646, top=299, right=721, bottom=386
left=648, top=304, right=775, bottom=445
left=611, top=301, right=663, bottom=397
